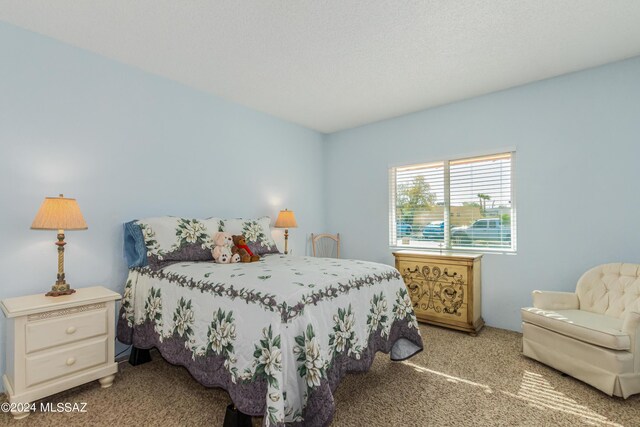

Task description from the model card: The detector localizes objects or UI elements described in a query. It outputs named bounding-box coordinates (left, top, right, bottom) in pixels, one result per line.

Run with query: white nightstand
left=1, top=286, right=120, bottom=419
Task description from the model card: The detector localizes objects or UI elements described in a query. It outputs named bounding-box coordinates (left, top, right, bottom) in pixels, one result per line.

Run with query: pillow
left=135, top=216, right=224, bottom=270
left=123, top=221, right=148, bottom=268
left=222, top=216, right=280, bottom=256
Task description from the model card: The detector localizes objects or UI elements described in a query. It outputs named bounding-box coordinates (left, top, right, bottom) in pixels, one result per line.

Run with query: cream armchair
left=521, top=263, right=640, bottom=398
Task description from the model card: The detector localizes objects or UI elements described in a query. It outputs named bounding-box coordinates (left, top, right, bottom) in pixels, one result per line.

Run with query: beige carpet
left=2, top=325, right=639, bottom=426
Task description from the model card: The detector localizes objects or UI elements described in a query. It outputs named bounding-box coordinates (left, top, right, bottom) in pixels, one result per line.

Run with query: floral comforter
left=117, top=255, right=422, bottom=426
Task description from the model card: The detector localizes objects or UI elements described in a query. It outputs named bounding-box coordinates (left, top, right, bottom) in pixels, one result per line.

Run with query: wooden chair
left=311, top=233, right=340, bottom=258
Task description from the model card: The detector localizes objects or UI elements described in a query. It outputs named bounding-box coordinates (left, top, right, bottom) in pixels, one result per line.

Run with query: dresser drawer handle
left=66, top=326, right=77, bottom=335
left=66, top=357, right=76, bottom=366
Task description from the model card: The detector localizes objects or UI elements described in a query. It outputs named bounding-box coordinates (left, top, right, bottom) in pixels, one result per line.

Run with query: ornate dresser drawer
left=393, top=251, right=484, bottom=335
left=1, top=286, right=120, bottom=419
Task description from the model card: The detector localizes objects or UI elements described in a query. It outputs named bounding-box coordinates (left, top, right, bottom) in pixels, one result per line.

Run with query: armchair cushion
left=577, top=263, right=640, bottom=318
left=521, top=307, right=630, bottom=351
left=532, top=290, right=579, bottom=310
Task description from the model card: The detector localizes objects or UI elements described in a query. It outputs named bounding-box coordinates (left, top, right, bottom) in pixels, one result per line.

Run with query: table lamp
left=31, top=194, right=88, bottom=296
left=275, top=209, right=297, bottom=255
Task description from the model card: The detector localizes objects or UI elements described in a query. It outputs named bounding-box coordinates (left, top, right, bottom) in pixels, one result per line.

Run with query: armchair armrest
left=623, top=311, right=640, bottom=335
left=532, top=290, right=579, bottom=310
left=623, top=311, right=640, bottom=373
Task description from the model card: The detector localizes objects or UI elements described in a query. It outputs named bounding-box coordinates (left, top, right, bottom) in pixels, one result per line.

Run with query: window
left=389, top=152, right=515, bottom=252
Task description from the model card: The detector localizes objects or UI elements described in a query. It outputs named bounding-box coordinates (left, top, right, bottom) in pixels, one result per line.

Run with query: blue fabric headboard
left=124, top=221, right=148, bottom=268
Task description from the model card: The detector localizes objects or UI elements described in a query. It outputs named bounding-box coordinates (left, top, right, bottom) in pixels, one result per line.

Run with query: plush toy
left=212, top=232, right=240, bottom=264
left=213, top=245, right=234, bottom=264
left=232, top=235, right=260, bottom=262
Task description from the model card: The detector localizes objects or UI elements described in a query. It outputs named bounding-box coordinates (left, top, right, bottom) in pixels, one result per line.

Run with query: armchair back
left=576, top=263, right=640, bottom=319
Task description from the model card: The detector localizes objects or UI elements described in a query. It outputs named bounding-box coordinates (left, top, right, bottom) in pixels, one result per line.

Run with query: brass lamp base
left=45, top=231, right=76, bottom=297
left=46, top=283, right=76, bottom=297
left=283, top=228, right=289, bottom=255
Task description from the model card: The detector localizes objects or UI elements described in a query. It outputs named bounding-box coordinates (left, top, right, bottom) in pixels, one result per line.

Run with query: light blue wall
left=324, top=56, right=640, bottom=331
left=2, top=20, right=640, bottom=393
left=0, top=22, right=325, bottom=387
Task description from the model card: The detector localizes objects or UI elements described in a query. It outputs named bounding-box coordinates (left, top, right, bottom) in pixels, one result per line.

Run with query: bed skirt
left=118, top=315, right=422, bottom=426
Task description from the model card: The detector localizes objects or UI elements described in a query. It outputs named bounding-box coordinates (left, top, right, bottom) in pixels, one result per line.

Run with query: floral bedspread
left=117, top=255, right=422, bottom=426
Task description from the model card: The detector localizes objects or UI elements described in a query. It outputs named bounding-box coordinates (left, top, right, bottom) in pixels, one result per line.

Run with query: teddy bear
left=232, top=235, right=260, bottom=262
left=213, top=245, right=238, bottom=264
left=212, top=232, right=240, bottom=264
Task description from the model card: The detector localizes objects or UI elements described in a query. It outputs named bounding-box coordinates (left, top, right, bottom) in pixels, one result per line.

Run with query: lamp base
left=46, top=289, right=76, bottom=297
left=284, top=228, right=289, bottom=255
left=46, top=283, right=76, bottom=297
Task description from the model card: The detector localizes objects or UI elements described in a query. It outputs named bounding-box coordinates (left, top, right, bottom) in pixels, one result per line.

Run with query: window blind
left=389, top=152, right=515, bottom=252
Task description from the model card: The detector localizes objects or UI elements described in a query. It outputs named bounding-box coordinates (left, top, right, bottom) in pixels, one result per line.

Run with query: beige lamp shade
left=31, top=194, right=88, bottom=231
left=275, top=209, right=297, bottom=228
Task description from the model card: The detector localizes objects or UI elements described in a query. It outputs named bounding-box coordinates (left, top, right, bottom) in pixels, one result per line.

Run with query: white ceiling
left=2, top=1, right=640, bottom=133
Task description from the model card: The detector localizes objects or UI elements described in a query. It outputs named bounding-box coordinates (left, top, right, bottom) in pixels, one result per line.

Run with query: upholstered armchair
left=521, top=263, right=640, bottom=398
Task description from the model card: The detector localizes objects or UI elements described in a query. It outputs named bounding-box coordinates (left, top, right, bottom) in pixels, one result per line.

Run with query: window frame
left=389, top=150, right=517, bottom=254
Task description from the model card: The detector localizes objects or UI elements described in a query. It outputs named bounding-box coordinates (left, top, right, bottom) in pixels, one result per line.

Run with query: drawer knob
left=66, top=326, right=77, bottom=335
left=66, top=357, right=76, bottom=366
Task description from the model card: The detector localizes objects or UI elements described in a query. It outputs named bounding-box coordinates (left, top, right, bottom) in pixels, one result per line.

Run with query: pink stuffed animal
left=212, top=232, right=240, bottom=264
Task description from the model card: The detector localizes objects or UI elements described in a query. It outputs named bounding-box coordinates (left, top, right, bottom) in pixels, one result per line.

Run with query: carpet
left=2, top=324, right=638, bottom=426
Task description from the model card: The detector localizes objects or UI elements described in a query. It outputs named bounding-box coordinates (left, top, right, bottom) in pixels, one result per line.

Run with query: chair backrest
left=311, top=233, right=340, bottom=258
left=576, top=263, right=640, bottom=318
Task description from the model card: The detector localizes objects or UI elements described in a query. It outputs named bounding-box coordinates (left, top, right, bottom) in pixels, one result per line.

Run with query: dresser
left=393, top=251, right=484, bottom=335
left=1, top=286, right=120, bottom=419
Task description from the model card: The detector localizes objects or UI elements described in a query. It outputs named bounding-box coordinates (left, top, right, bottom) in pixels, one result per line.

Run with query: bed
left=117, top=217, right=423, bottom=426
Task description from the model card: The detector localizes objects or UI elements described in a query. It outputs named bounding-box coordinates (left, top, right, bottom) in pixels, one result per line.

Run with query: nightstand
left=1, top=286, right=120, bottom=419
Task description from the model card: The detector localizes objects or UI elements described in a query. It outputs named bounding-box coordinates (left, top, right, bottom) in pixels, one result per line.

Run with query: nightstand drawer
left=25, top=336, right=108, bottom=387
left=26, top=307, right=107, bottom=353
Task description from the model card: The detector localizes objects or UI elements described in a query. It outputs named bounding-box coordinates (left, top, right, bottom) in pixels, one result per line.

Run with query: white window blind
left=389, top=152, right=516, bottom=252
